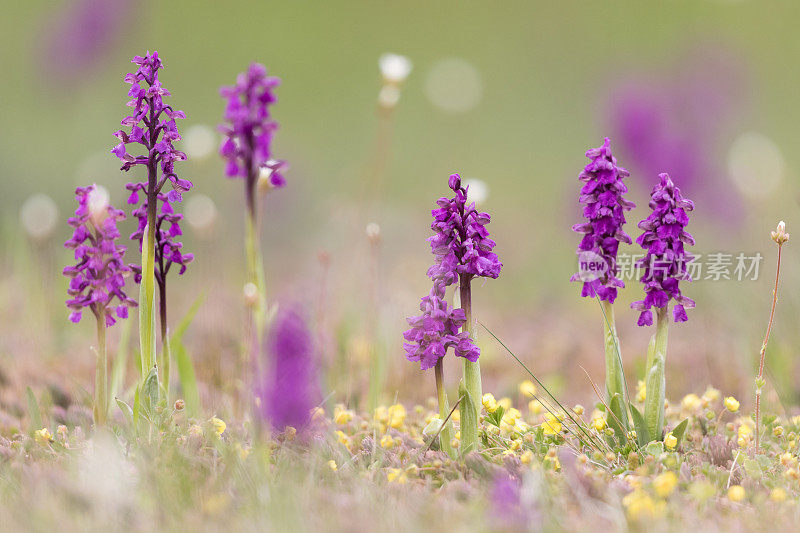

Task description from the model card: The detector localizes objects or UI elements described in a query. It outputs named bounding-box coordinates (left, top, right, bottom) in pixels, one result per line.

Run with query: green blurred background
left=2, top=0, right=800, bottom=411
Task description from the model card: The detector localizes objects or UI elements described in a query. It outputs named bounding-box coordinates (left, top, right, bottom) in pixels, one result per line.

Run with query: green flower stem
left=139, top=216, right=157, bottom=380
left=644, top=306, right=669, bottom=440
left=459, top=274, right=481, bottom=455
left=434, top=359, right=456, bottom=459
left=94, top=308, right=108, bottom=426
left=158, top=280, right=170, bottom=398
left=602, top=301, right=629, bottom=429
left=245, top=211, right=267, bottom=342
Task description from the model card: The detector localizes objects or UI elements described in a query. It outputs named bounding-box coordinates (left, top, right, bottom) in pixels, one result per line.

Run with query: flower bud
left=772, top=220, right=790, bottom=245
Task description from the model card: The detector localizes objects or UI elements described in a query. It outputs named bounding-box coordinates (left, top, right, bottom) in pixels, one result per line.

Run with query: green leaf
left=174, top=340, right=201, bottom=417
left=743, top=458, right=763, bottom=479
left=671, top=418, right=689, bottom=446
left=645, top=441, right=664, bottom=456
left=458, top=381, right=478, bottom=456
left=110, top=317, right=131, bottom=401
left=26, top=387, right=42, bottom=433
left=629, top=403, right=651, bottom=446
left=115, top=397, right=134, bottom=427
left=606, top=394, right=628, bottom=443
left=171, top=292, right=206, bottom=344
left=142, top=366, right=160, bottom=415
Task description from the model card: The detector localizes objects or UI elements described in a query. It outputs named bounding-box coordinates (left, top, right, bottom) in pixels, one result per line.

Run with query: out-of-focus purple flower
left=259, top=306, right=319, bottom=432
left=219, top=63, right=287, bottom=212
left=489, top=474, right=530, bottom=528
left=403, top=283, right=478, bottom=371
left=403, top=174, right=502, bottom=370
left=570, top=138, right=635, bottom=303
left=63, top=185, right=136, bottom=326
left=631, top=173, right=695, bottom=326
left=427, top=173, right=502, bottom=284
left=39, top=0, right=136, bottom=83
left=127, top=188, right=193, bottom=284
left=112, top=51, right=192, bottom=203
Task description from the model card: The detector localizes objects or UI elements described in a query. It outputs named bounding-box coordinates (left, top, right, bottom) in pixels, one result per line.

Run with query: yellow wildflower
left=336, top=430, right=351, bottom=449
left=387, top=468, right=407, bottom=484
left=387, top=404, right=406, bottom=429
left=380, top=434, right=395, bottom=449
left=327, top=460, right=338, bottom=471
left=635, top=380, right=646, bottom=403
left=774, top=425, right=785, bottom=437
left=334, top=405, right=353, bottom=425
left=373, top=405, right=388, bottom=424
left=702, top=386, right=721, bottom=404
left=34, top=427, right=53, bottom=446
left=664, top=432, right=677, bottom=451
left=498, top=397, right=512, bottom=411
left=502, top=408, right=521, bottom=426
left=528, top=399, right=544, bottom=415
left=519, top=380, right=537, bottom=398
left=592, top=417, right=606, bottom=431
left=653, top=471, right=678, bottom=498
left=520, top=450, right=533, bottom=464
left=727, top=485, right=745, bottom=502
left=509, top=439, right=521, bottom=451
left=541, top=413, right=562, bottom=435
left=770, top=488, right=787, bottom=502
left=311, top=406, right=325, bottom=420
left=482, top=393, right=498, bottom=413
left=781, top=453, right=797, bottom=467
left=572, top=404, right=584, bottom=416
left=724, top=396, right=740, bottom=413
left=209, top=417, right=226, bottom=435
left=681, top=393, right=702, bottom=412
left=623, top=489, right=664, bottom=521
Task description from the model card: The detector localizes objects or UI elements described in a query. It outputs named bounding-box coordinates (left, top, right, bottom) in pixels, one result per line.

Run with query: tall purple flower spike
left=63, top=185, right=137, bottom=326
left=112, top=51, right=192, bottom=203
left=219, top=63, right=287, bottom=212
left=403, top=174, right=502, bottom=370
left=127, top=188, right=194, bottom=284
left=570, top=138, right=636, bottom=303
left=259, top=306, right=319, bottom=432
left=631, top=173, right=696, bottom=326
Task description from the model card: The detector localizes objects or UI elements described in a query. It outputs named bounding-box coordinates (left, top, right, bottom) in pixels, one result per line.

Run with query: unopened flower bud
left=174, top=399, right=185, bottom=411
left=772, top=220, right=790, bottom=245
left=243, top=282, right=259, bottom=307
left=366, top=222, right=381, bottom=244
left=379, top=53, right=412, bottom=84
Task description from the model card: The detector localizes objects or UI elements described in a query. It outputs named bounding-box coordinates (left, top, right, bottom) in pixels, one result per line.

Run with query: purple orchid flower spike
left=403, top=173, right=502, bottom=457
left=112, top=51, right=192, bottom=393
left=633, top=172, right=695, bottom=442
left=569, top=138, right=635, bottom=431
left=63, top=184, right=136, bottom=426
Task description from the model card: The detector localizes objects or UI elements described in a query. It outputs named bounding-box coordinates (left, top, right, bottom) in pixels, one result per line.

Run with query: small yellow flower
left=780, top=452, right=797, bottom=467
left=519, top=380, right=537, bottom=398
left=334, top=405, right=353, bottom=425
left=373, top=405, right=388, bottom=423
left=681, top=393, right=702, bottom=412
left=451, top=437, right=460, bottom=449
left=653, top=471, right=678, bottom=498
left=770, top=488, right=787, bottom=502
left=509, top=439, right=521, bottom=451
left=702, top=386, right=721, bottom=404
left=380, top=434, right=395, bottom=449
left=774, top=425, right=785, bottom=437
left=572, top=404, right=584, bottom=416
left=482, top=393, right=498, bottom=413
left=188, top=424, right=203, bottom=438
left=336, top=430, right=351, bottom=449
left=311, top=406, right=325, bottom=420
left=635, top=380, right=646, bottom=403
left=724, top=396, right=740, bottom=413
left=498, top=397, right=512, bottom=411
left=623, top=489, right=664, bottom=521
left=727, top=485, right=746, bottom=502
left=737, top=423, right=753, bottom=447
left=520, top=450, right=533, bottom=464
left=387, top=468, right=407, bottom=484
left=209, top=417, right=226, bottom=435
left=592, top=417, right=606, bottom=431
left=528, top=399, right=544, bottom=415
left=541, top=413, right=562, bottom=435
left=327, top=460, right=338, bottom=471
left=34, top=427, right=53, bottom=446
left=387, top=404, right=406, bottom=429
left=664, top=432, right=678, bottom=451
left=502, top=408, right=521, bottom=426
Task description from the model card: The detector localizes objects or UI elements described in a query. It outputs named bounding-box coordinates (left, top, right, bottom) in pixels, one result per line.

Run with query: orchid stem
left=459, top=274, right=481, bottom=454
left=94, top=308, right=108, bottom=426
left=435, top=359, right=456, bottom=458
left=644, top=306, right=669, bottom=440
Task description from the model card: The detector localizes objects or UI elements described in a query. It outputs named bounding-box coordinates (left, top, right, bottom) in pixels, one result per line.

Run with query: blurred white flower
left=77, top=433, right=136, bottom=515
left=425, top=58, right=483, bottom=114
left=366, top=222, right=381, bottom=243
left=185, top=193, right=218, bottom=232
left=463, top=178, right=489, bottom=205
left=379, top=53, right=412, bottom=83
left=19, top=193, right=58, bottom=241
left=182, top=124, right=217, bottom=161
left=87, top=184, right=110, bottom=225
left=378, top=85, right=401, bottom=108
left=727, top=131, right=784, bottom=199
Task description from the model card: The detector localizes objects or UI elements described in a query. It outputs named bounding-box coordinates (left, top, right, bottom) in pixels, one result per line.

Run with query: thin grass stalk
left=94, top=307, right=108, bottom=426
left=644, top=306, right=669, bottom=440
left=756, top=229, right=786, bottom=452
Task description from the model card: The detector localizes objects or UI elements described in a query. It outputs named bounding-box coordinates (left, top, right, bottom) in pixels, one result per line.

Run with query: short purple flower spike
left=127, top=188, right=194, bottom=284
left=63, top=185, right=136, bottom=326
left=631, top=173, right=696, bottom=326
left=112, top=51, right=192, bottom=203
left=403, top=283, right=478, bottom=370
left=403, top=174, right=502, bottom=370
left=259, top=306, right=319, bottom=432
left=219, top=63, right=287, bottom=212
left=570, top=138, right=636, bottom=303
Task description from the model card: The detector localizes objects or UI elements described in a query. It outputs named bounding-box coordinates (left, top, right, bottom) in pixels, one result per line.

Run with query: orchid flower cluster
left=570, top=139, right=695, bottom=442
left=63, top=185, right=136, bottom=425
left=219, top=63, right=288, bottom=363
left=404, top=173, right=502, bottom=456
